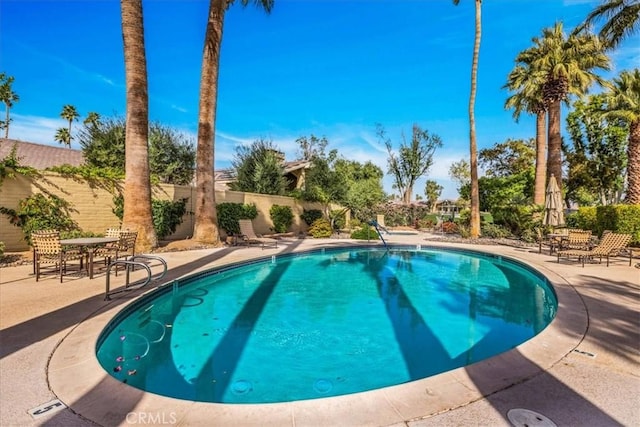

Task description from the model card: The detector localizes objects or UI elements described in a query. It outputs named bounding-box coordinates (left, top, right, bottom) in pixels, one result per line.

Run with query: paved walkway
left=0, top=233, right=638, bottom=426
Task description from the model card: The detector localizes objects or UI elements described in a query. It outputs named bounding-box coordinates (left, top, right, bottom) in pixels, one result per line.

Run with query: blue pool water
left=96, top=247, right=557, bottom=404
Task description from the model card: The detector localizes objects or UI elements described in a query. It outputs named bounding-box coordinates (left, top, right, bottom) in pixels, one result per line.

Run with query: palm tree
left=452, top=0, right=481, bottom=238
left=192, top=0, right=274, bottom=244
left=120, top=0, right=157, bottom=251
left=54, top=127, right=71, bottom=148
left=83, top=111, right=101, bottom=128
left=601, top=69, right=640, bottom=204
left=60, top=105, right=79, bottom=146
left=576, top=0, right=640, bottom=49
left=529, top=22, right=610, bottom=193
left=0, top=73, right=19, bottom=139
left=504, top=62, right=548, bottom=205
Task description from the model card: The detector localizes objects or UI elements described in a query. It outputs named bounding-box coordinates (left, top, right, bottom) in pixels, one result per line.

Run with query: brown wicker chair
left=31, top=230, right=85, bottom=282
left=93, top=229, right=137, bottom=275
left=557, top=232, right=632, bottom=267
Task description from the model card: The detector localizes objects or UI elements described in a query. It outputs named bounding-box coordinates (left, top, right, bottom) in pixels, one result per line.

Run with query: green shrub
left=308, top=218, right=332, bottom=238
left=330, top=209, right=346, bottom=230
left=301, top=209, right=323, bottom=226
left=0, top=193, right=79, bottom=244
left=481, top=223, right=512, bottom=238
left=216, top=202, right=258, bottom=235
left=480, top=212, right=494, bottom=224
left=0, top=241, right=5, bottom=258
left=351, top=225, right=379, bottom=240
left=114, top=194, right=188, bottom=239
left=270, top=204, right=294, bottom=233
left=152, top=198, right=187, bottom=239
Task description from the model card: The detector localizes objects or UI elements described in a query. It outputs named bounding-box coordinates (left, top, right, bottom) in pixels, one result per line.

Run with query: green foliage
left=481, top=223, right=513, bottom=238
left=379, top=123, right=442, bottom=203
left=0, top=193, right=79, bottom=244
left=307, top=218, right=332, bottom=238
left=478, top=172, right=534, bottom=212
left=333, top=158, right=386, bottom=221
left=301, top=209, right=323, bottom=226
left=449, top=159, right=470, bottom=201
left=480, top=212, right=494, bottom=224
left=113, top=195, right=188, bottom=239
left=230, top=138, right=289, bottom=195
left=492, top=204, right=539, bottom=239
left=152, top=198, right=187, bottom=239
left=350, top=225, right=379, bottom=240
left=270, top=204, right=293, bottom=233
left=565, top=94, right=628, bottom=205
left=479, top=138, right=535, bottom=178
left=78, top=117, right=195, bottom=185
left=148, top=123, right=196, bottom=185
left=0, top=241, right=5, bottom=258
left=567, top=207, right=598, bottom=231
left=0, top=144, right=38, bottom=186
left=216, top=202, right=258, bottom=234
left=595, top=205, right=640, bottom=244
left=330, top=209, right=346, bottom=230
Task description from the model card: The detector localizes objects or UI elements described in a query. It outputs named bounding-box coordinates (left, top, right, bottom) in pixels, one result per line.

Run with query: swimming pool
left=96, top=246, right=557, bottom=404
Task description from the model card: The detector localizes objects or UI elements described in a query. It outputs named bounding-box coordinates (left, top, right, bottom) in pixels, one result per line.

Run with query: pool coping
left=47, top=243, right=587, bottom=426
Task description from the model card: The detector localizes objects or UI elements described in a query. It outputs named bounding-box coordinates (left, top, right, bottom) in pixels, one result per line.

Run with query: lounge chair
left=238, top=219, right=278, bottom=249
left=558, top=229, right=592, bottom=251
left=31, top=230, right=85, bottom=282
left=557, top=232, right=632, bottom=267
left=93, top=229, right=138, bottom=275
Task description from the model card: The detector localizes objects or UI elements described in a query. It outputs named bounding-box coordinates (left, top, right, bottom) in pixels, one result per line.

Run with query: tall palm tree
left=576, top=0, right=640, bottom=49
left=84, top=111, right=101, bottom=128
left=120, top=0, right=157, bottom=251
left=0, top=73, right=19, bottom=139
left=192, top=0, right=274, bottom=244
left=601, top=69, right=640, bottom=204
left=529, top=22, right=610, bottom=193
left=60, top=104, right=79, bottom=146
left=452, top=0, right=482, bottom=239
left=54, top=127, right=71, bottom=148
left=504, top=63, right=547, bottom=205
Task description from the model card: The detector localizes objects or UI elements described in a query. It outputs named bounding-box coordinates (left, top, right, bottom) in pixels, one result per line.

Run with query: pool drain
left=507, top=408, right=557, bottom=427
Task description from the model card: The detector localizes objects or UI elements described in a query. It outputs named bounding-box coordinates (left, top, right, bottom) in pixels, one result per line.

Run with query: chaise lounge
left=557, top=232, right=632, bottom=267
left=238, top=219, right=278, bottom=249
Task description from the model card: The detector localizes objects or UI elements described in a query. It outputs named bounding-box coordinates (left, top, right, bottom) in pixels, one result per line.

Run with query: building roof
left=0, top=139, right=85, bottom=170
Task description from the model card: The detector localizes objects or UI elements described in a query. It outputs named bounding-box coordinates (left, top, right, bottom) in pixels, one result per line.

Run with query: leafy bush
left=301, top=209, right=323, bottom=226
left=270, top=204, right=293, bottom=233
left=152, top=198, right=188, bottom=239
left=0, top=193, right=79, bottom=244
left=113, top=194, right=188, bottom=239
left=351, top=225, right=379, bottom=240
left=330, top=209, right=346, bottom=230
left=481, top=223, right=512, bottom=238
left=308, top=218, right=332, bottom=238
left=216, top=202, right=258, bottom=235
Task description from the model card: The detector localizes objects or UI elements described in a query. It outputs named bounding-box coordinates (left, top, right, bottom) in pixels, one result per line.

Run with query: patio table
left=60, top=237, right=119, bottom=279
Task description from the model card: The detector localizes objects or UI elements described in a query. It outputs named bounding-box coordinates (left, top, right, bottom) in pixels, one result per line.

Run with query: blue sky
left=1, top=0, right=638, bottom=199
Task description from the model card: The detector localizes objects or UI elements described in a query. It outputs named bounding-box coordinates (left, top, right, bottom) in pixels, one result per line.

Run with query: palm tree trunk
left=192, top=0, right=223, bottom=244
left=533, top=110, right=547, bottom=205
left=547, top=99, right=563, bottom=195
left=468, top=0, right=482, bottom=238
left=626, top=119, right=640, bottom=204
left=120, top=0, right=157, bottom=251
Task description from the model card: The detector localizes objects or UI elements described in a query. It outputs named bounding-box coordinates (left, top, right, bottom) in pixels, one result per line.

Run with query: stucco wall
left=0, top=173, right=330, bottom=251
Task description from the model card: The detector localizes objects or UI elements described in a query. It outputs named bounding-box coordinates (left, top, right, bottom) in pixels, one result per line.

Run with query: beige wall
left=0, top=173, right=330, bottom=251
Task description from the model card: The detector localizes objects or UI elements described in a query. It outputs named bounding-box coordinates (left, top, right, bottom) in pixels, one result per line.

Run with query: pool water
left=96, top=247, right=557, bottom=404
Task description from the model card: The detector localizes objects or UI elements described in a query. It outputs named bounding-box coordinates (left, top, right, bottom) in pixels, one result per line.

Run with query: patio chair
left=559, top=229, right=592, bottom=251
left=93, top=229, right=138, bottom=275
left=31, top=230, right=85, bottom=282
left=238, top=219, right=278, bottom=249
left=557, top=232, right=632, bottom=267
left=538, top=226, right=567, bottom=255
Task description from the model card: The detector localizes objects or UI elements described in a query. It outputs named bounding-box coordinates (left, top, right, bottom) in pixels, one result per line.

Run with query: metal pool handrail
left=105, top=255, right=167, bottom=300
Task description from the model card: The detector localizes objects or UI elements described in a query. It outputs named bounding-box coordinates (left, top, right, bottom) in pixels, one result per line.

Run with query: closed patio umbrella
left=543, top=174, right=564, bottom=226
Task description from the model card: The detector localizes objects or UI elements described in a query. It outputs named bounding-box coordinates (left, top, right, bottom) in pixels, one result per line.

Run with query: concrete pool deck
left=0, top=233, right=638, bottom=426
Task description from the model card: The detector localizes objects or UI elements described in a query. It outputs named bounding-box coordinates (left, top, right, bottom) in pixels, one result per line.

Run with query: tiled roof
left=0, top=139, right=85, bottom=170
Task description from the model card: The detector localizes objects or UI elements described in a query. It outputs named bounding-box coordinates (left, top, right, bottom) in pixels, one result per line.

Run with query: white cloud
left=7, top=114, right=65, bottom=147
